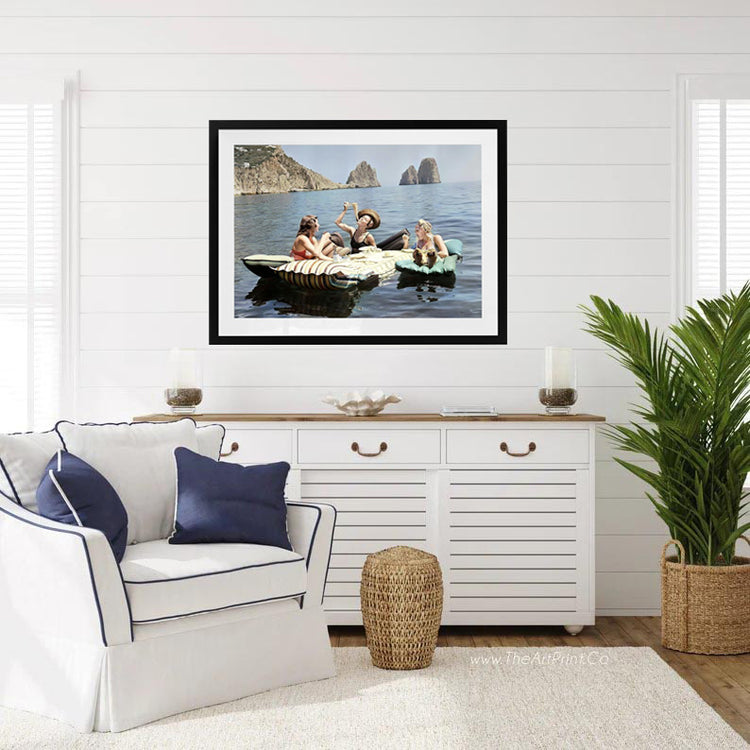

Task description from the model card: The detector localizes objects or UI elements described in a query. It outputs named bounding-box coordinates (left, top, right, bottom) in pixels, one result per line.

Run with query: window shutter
left=0, top=103, right=61, bottom=431
left=692, top=97, right=750, bottom=301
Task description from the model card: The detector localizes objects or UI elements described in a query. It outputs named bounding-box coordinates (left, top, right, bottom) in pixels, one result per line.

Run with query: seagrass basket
left=661, top=538, right=750, bottom=655
left=360, top=546, right=443, bottom=670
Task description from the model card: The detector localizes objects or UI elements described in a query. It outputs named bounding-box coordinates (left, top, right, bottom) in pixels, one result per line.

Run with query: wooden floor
left=329, top=617, right=750, bottom=742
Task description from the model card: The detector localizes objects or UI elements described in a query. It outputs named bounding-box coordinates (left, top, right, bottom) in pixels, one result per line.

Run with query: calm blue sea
left=234, top=181, right=481, bottom=319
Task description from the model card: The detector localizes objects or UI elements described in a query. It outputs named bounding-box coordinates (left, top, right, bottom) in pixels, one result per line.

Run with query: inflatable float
left=241, top=239, right=463, bottom=292
left=394, top=239, right=463, bottom=276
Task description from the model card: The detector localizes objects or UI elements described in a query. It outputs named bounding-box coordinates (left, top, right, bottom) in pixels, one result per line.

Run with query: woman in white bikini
left=402, top=218, right=449, bottom=268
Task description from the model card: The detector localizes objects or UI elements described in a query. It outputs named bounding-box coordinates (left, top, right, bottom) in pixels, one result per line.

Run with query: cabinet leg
left=564, top=625, right=584, bottom=636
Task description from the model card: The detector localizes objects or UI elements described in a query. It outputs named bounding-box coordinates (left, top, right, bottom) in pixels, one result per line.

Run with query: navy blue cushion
left=170, top=447, right=292, bottom=550
left=36, top=451, right=129, bottom=563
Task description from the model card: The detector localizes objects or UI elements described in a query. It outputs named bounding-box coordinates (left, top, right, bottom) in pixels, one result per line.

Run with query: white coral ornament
left=322, top=390, right=402, bottom=417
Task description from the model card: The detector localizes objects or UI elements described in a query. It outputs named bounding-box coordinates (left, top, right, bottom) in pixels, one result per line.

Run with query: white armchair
left=0, top=423, right=336, bottom=733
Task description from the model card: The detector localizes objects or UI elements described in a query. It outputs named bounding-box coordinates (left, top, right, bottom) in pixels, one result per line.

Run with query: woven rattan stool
left=360, top=546, right=443, bottom=670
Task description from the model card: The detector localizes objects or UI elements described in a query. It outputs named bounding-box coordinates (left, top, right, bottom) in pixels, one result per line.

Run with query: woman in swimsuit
left=291, top=215, right=340, bottom=261
left=334, top=202, right=380, bottom=252
left=402, top=218, right=449, bottom=269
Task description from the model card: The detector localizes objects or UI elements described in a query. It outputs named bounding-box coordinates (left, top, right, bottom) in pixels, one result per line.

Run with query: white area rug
left=0, top=648, right=745, bottom=749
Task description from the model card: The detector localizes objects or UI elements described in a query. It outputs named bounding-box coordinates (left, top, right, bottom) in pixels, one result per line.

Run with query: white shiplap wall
left=6, top=0, right=750, bottom=613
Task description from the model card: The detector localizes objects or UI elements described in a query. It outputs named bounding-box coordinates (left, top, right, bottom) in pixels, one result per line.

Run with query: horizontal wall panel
left=80, top=202, right=206, bottom=239
left=79, top=237, right=671, bottom=279
left=66, top=53, right=750, bottom=93
left=509, top=202, right=669, bottom=241
left=80, top=91, right=671, bottom=128
left=5, top=0, right=750, bottom=17
left=5, top=18, right=750, bottom=55
left=596, top=459, right=652, bottom=498
left=509, top=275, right=669, bottom=313
left=78, top=309, right=670, bottom=351
left=77, top=348, right=635, bottom=388
left=596, top=534, right=667, bottom=572
left=509, top=240, right=671, bottom=277
left=78, top=271, right=668, bottom=315
left=596, top=498, right=664, bottom=535
left=80, top=276, right=207, bottom=313
left=81, top=126, right=671, bottom=166
left=596, top=572, right=660, bottom=610
left=80, top=164, right=670, bottom=203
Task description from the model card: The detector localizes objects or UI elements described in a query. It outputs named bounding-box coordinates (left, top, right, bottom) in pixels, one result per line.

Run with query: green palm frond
left=581, top=282, right=750, bottom=566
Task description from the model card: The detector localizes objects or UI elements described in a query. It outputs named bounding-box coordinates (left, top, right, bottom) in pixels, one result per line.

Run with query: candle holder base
left=538, top=387, right=577, bottom=415
left=164, top=388, right=203, bottom=415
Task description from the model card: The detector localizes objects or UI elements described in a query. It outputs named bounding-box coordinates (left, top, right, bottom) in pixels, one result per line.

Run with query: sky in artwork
left=281, top=144, right=481, bottom=185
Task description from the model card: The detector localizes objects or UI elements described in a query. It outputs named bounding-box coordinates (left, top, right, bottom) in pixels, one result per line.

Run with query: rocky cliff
left=234, top=145, right=346, bottom=195
left=417, top=157, right=441, bottom=184
left=346, top=161, right=381, bottom=188
left=399, top=165, right=418, bottom=185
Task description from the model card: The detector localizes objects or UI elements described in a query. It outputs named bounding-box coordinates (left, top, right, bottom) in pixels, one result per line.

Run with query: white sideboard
left=137, top=413, right=604, bottom=634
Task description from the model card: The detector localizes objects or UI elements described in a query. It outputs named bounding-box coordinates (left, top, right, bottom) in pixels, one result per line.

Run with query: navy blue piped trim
left=132, top=591, right=306, bottom=624
left=123, top=554, right=304, bottom=585
left=287, top=502, right=337, bottom=608
left=320, top=503, right=337, bottom=606
left=0, top=501, right=110, bottom=646
left=54, top=417, right=201, bottom=452
left=0, top=427, right=61, bottom=505
left=287, top=502, right=321, bottom=609
left=196, top=423, right=226, bottom=460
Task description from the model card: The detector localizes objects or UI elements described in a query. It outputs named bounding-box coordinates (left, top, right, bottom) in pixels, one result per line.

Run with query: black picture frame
left=209, top=120, right=506, bottom=345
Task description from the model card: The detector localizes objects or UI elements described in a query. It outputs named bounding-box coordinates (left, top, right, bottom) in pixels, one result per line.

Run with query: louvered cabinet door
left=301, top=468, right=433, bottom=624
left=444, top=468, right=592, bottom=625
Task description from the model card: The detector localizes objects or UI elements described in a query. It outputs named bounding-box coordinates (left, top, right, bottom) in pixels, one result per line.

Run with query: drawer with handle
left=220, top=429, right=293, bottom=465
left=446, top=429, right=588, bottom=465
left=297, top=429, right=440, bottom=464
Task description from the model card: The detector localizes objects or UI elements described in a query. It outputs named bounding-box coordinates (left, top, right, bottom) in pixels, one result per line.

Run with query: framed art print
left=209, top=120, right=506, bottom=345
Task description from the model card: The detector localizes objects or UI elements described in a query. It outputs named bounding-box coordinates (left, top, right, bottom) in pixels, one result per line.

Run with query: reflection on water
left=234, top=182, right=482, bottom=319
left=244, top=278, right=360, bottom=318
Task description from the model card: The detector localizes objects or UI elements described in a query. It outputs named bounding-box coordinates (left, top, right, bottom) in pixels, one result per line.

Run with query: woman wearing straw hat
left=334, top=202, right=380, bottom=252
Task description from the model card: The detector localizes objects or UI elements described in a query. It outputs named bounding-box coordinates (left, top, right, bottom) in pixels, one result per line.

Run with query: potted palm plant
left=581, top=283, right=750, bottom=654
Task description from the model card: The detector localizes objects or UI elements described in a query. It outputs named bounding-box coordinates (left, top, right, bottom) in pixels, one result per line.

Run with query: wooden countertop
left=134, top=412, right=605, bottom=423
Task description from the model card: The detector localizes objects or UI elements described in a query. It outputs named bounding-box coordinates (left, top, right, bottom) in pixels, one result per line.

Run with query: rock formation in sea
left=346, top=161, right=381, bottom=188
left=233, top=145, right=346, bottom=195
left=399, top=165, right=418, bottom=185
left=417, top=157, right=441, bottom=184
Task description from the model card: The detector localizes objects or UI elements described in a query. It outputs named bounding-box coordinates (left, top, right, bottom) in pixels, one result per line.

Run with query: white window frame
left=676, top=74, right=750, bottom=316
left=0, top=72, right=80, bottom=426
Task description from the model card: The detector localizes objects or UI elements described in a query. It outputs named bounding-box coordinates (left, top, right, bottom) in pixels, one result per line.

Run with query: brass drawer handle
left=220, top=442, right=239, bottom=458
left=500, top=441, right=536, bottom=458
left=351, top=441, right=388, bottom=457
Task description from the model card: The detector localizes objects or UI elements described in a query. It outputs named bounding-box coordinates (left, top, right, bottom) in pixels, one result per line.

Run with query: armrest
left=0, top=494, right=132, bottom=646
left=286, top=502, right=336, bottom=610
